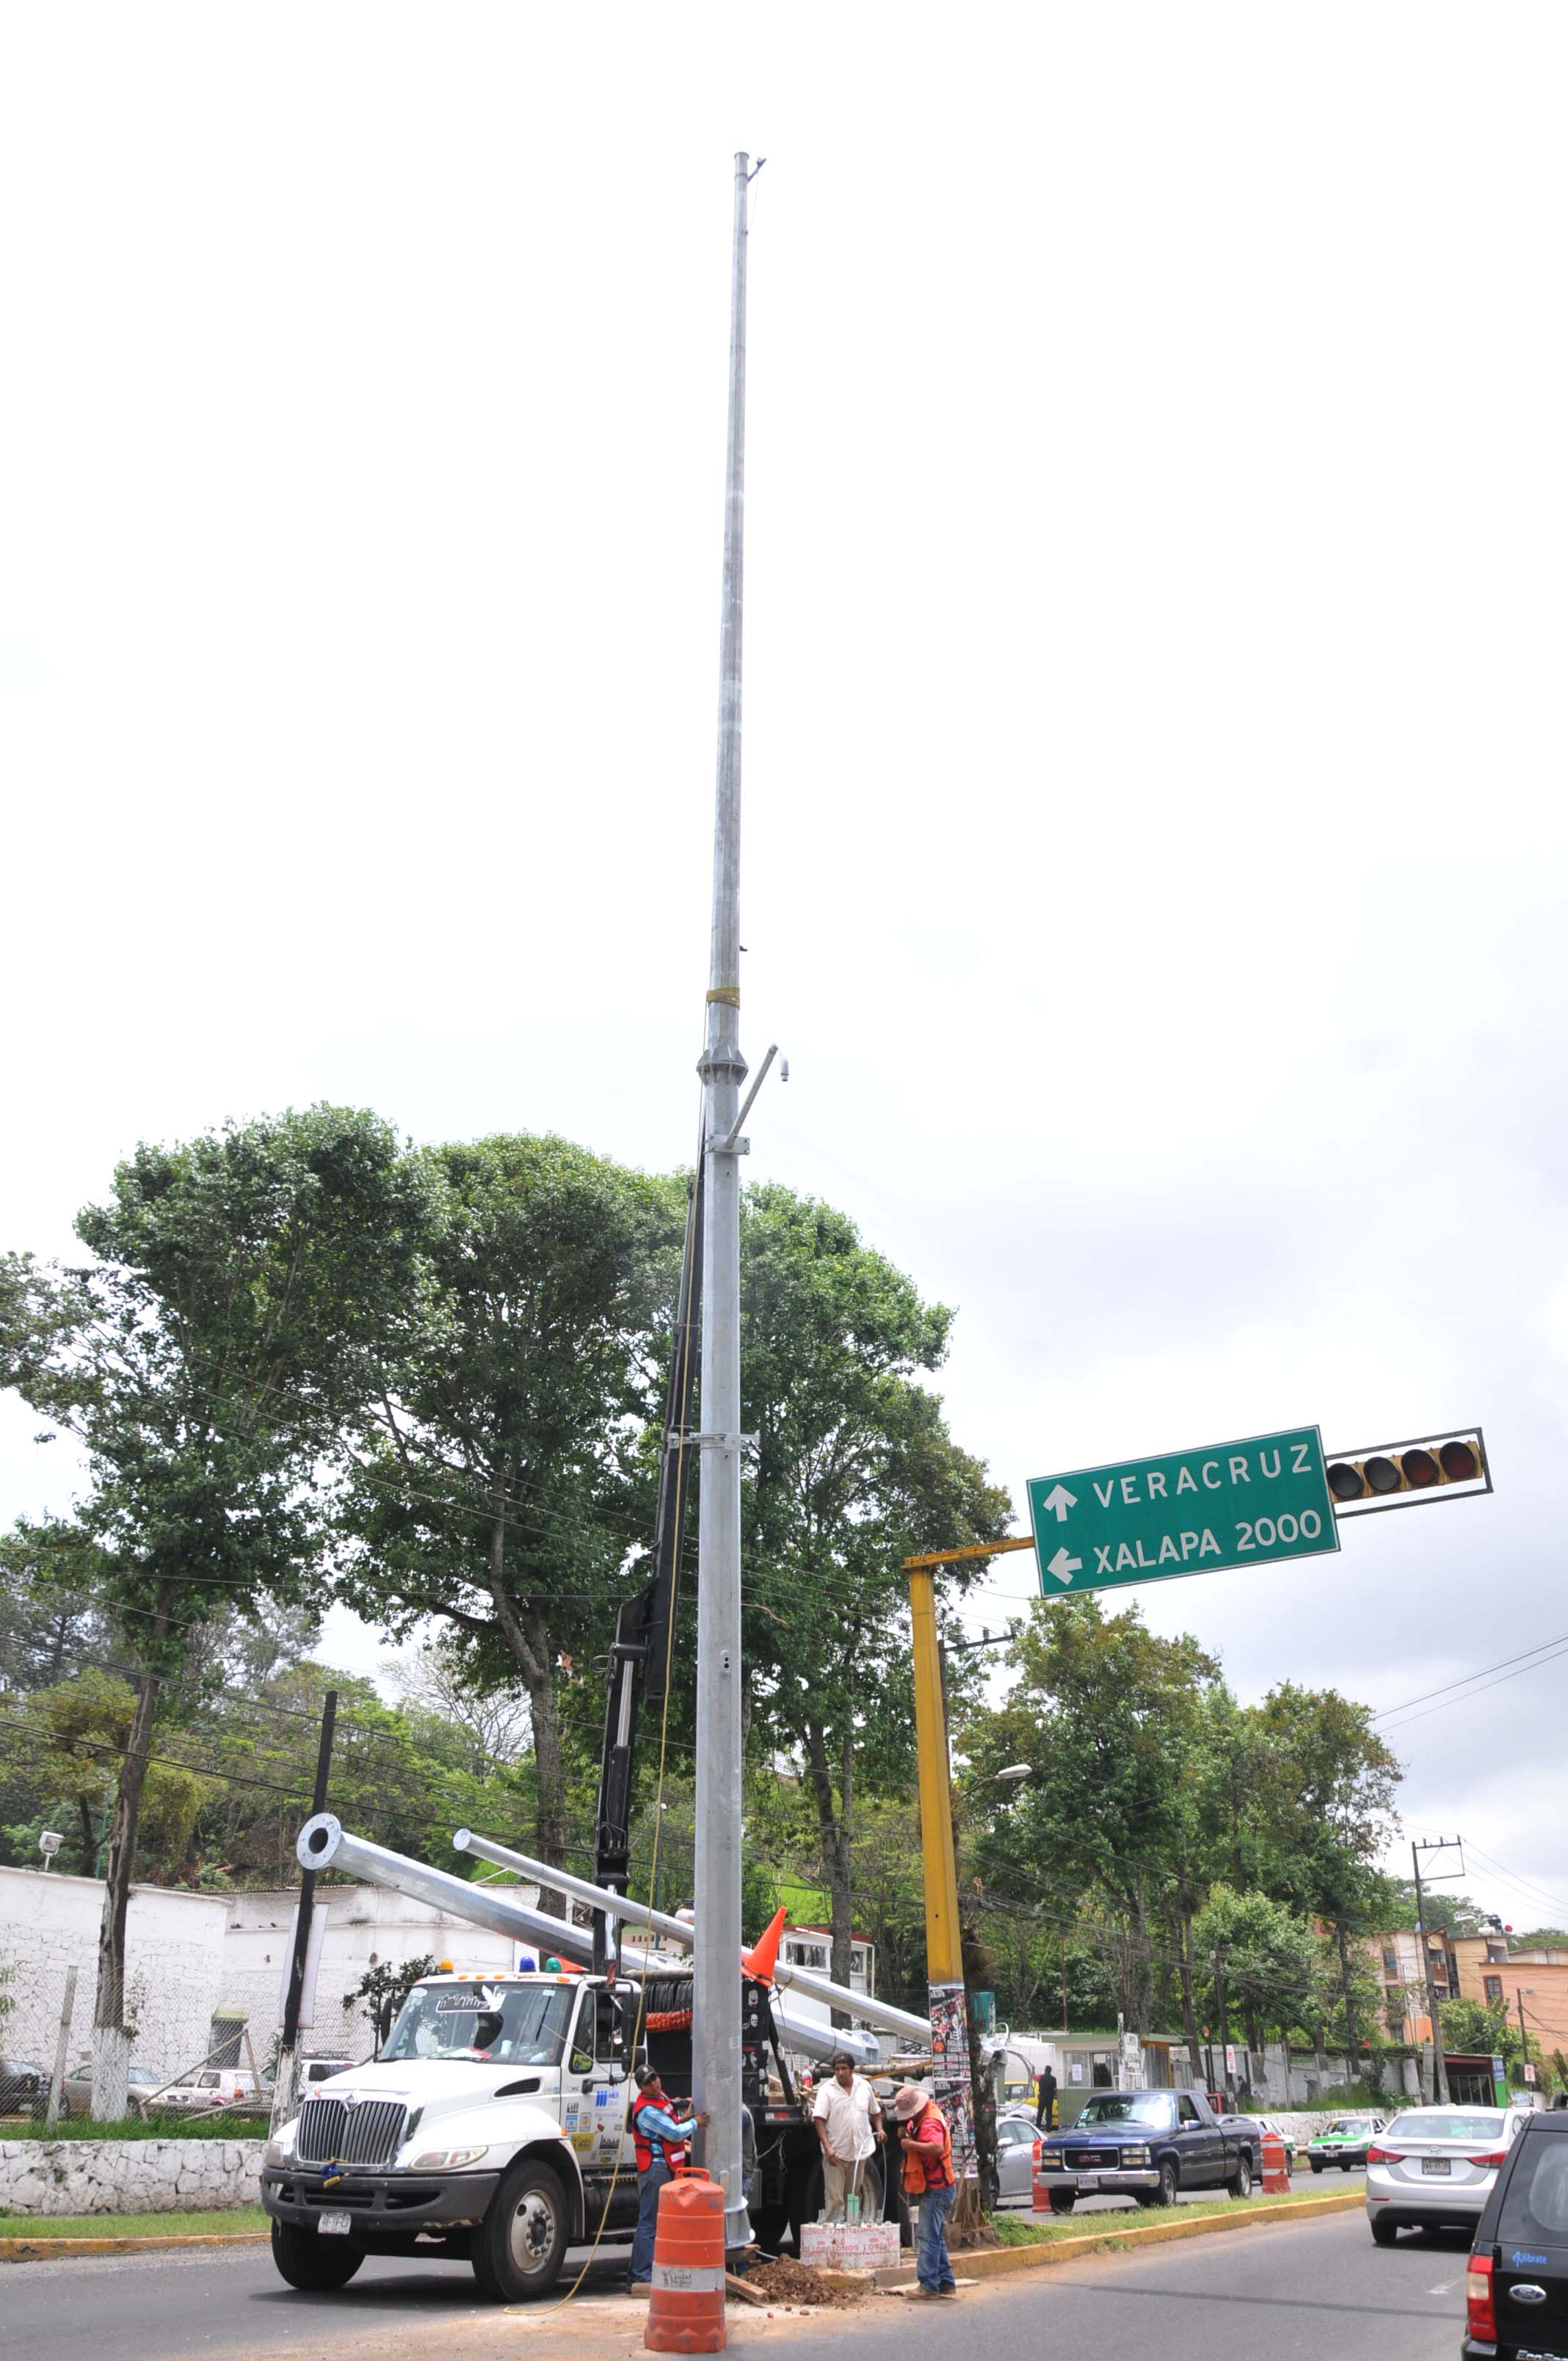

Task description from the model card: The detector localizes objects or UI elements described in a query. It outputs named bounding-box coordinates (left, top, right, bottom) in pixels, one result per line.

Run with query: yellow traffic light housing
left=1324, top=1429, right=1489, bottom=1516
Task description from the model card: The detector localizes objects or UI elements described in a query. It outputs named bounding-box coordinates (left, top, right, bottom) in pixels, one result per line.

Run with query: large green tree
left=962, top=1597, right=1219, bottom=2032
left=0, top=1106, right=433, bottom=2111
left=738, top=1183, right=1011, bottom=1998
left=330, top=1134, right=681, bottom=1912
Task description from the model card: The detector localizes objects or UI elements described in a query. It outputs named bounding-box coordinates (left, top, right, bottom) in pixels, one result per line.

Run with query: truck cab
left=261, top=1969, right=639, bottom=2302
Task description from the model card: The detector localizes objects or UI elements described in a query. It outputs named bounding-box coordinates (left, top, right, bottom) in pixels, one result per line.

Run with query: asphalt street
left=0, top=2182, right=1470, bottom=2361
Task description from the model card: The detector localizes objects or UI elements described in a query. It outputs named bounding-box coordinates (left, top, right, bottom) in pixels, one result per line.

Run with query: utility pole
left=1213, top=1948, right=1232, bottom=2098
left=693, top=148, right=755, bottom=2256
left=1517, top=1988, right=1531, bottom=2090
left=272, top=1689, right=336, bottom=2130
left=1412, top=1838, right=1455, bottom=2106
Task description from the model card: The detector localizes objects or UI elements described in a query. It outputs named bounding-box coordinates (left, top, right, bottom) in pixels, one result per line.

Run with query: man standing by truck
left=894, top=2083, right=958, bottom=2297
left=813, top=2049, right=886, bottom=2222
left=628, top=2067, right=707, bottom=2292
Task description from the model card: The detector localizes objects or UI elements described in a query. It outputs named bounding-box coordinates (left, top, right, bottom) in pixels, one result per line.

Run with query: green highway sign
left=1026, top=1426, right=1338, bottom=1597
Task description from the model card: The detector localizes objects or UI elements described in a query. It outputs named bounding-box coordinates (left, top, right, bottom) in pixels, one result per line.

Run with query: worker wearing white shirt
left=812, top=2050, right=885, bottom=2222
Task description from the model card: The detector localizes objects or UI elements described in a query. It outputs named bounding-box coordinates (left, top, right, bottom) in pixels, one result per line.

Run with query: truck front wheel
left=473, top=2158, right=570, bottom=2302
left=1227, top=2152, right=1253, bottom=2200
left=1047, top=2190, right=1076, bottom=2216
left=270, top=2219, right=364, bottom=2291
left=1150, top=2159, right=1179, bottom=2208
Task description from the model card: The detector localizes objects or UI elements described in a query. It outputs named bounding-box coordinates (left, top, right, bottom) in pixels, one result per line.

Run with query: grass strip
left=882, top=2190, right=1365, bottom=2288
left=0, top=2205, right=269, bottom=2241
left=1, top=2114, right=269, bottom=2142
left=989, top=2188, right=1332, bottom=2247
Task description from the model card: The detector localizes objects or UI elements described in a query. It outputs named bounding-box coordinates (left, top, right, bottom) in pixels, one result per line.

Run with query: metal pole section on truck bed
left=296, top=1816, right=878, bottom=2068
left=454, top=1827, right=931, bottom=2045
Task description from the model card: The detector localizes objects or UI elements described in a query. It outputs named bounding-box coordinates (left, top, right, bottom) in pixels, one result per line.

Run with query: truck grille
left=296, top=2097, right=407, bottom=2169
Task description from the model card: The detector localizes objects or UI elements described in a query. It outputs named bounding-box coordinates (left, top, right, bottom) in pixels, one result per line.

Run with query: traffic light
left=1324, top=1429, right=1489, bottom=1513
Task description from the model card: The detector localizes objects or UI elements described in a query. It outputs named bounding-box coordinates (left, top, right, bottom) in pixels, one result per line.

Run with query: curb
left=0, top=2230, right=269, bottom=2263
left=872, top=2191, right=1365, bottom=2288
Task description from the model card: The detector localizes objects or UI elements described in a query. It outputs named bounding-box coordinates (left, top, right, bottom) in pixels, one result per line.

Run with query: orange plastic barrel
left=1260, top=2128, right=1291, bottom=2194
left=644, top=2168, right=727, bottom=2354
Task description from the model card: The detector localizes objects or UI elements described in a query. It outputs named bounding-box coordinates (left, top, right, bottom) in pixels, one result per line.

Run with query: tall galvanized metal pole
left=693, top=148, right=753, bottom=2252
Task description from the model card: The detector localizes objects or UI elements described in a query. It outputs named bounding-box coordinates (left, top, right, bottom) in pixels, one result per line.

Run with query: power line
left=1378, top=1641, right=1568, bottom=1737
left=1373, top=1632, right=1568, bottom=1727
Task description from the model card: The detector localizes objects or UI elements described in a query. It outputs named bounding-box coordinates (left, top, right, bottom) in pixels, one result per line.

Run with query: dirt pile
left=739, top=2255, right=865, bottom=2307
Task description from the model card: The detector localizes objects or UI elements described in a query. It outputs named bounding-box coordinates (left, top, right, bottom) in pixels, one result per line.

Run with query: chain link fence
left=0, top=1962, right=374, bottom=2133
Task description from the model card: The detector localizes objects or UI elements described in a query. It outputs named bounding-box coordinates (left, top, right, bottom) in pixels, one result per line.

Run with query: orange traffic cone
left=741, top=1907, right=788, bottom=1985
left=644, top=2168, right=727, bottom=2354
left=1260, top=2128, right=1291, bottom=2194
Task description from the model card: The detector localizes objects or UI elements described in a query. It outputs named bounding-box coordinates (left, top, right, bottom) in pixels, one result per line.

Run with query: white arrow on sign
left=1047, top=1547, right=1082, bottom=1586
left=1040, top=1484, right=1078, bottom=1523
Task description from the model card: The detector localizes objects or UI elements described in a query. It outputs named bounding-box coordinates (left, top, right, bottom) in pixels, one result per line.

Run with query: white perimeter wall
left=0, top=1865, right=548, bottom=2083
left=0, top=1867, right=230, bottom=2084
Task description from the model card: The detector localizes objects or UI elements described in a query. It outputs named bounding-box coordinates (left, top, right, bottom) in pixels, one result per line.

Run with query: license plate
left=1421, top=2158, right=1451, bottom=2177
left=1078, top=2173, right=1099, bottom=2189
left=318, top=2210, right=352, bottom=2235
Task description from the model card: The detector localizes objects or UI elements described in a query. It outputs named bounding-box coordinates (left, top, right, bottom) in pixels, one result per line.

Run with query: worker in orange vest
left=893, top=2083, right=958, bottom=2297
left=628, top=2067, right=707, bottom=2293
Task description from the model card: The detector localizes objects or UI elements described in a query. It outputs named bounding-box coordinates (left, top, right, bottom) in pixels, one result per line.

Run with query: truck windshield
left=381, top=1982, right=575, bottom=2067
left=1075, top=2095, right=1174, bottom=2127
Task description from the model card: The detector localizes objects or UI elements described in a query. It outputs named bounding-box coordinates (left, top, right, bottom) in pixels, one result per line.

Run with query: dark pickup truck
left=1034, top=2088, right=1264, bottom=2213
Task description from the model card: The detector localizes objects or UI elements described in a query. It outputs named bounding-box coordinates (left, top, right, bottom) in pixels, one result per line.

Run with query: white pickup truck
left=261, top=1968, right=642, bottom=2301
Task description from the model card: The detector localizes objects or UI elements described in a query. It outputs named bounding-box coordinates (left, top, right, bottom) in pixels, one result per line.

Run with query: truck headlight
left=1038, top=2149, right=1063, bottom=2169
left=410, top=2147, right=489, bottom=2169
left=1121, top=2146, right=1150, bottom=2166
left=263, top=2130, right=296, bottom=2169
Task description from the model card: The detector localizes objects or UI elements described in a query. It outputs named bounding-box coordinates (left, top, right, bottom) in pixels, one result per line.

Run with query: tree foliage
left=738, top=1183, right=1012, bottom=1994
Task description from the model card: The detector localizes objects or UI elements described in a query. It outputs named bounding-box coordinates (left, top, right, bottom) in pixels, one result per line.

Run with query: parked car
left=1306, top=2114, right=1385, bottom=2172
left=157, top=2067, right=269, bottom=2113
left=1365, top=2103, right=1532, bottom=2244
left=994, top=2108, right=1043, bottom=2207
left=0, top=2058, right=49, bottom=2117
left=1253, top=2117, right=1301, bottom=2171
left=300, top=2057, right=358, bottom=2087
left=59, top=2061, right=166, bottom=2119
left=1464, top=2108, right=1568, bottom=2357
left=1035, top=2087, right=1263, bottom=2213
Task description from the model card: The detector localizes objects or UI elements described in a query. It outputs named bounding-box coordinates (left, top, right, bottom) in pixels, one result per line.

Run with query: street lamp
left=994, top=1765, right=1031, bottom=1786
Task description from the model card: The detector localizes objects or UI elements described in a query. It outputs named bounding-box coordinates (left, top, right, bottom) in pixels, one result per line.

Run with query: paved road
left=2, top=2187, right=1455, bottom=2361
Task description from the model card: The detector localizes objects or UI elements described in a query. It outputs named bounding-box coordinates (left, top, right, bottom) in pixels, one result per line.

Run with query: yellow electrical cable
left=529, top=1113, right=703, bottom=2313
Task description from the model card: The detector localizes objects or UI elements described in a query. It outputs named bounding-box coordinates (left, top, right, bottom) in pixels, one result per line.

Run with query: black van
left=1464, top=2110, right=1568, bottom=2360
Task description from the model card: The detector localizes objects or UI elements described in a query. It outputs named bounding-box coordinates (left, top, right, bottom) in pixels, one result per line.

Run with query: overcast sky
left=4, top=6, right=1566, bottom=1937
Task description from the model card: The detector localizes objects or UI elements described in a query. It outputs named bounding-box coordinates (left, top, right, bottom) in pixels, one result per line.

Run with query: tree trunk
left=520, top=1642, right=567, bottom=1923
left=1336, top=1921, right=1361, bottom=2063
left=92, top=1588, right=171, bottom=2120
left=1177, top=1910, right=1204, bottom=2075
left=803, top=1722, right=854, bottom=2023
left=1127, top=1888, right=1153, bottom=2035
left=480, top=1492, right=567, bottom=1921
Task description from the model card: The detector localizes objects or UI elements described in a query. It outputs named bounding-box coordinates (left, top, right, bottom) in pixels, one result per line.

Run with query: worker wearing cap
left=813, top=2049, right=885, bottom=2223
left=893, top=2083, right=957, bottom=2297
left=628, top=2067, right=707, bottom=2293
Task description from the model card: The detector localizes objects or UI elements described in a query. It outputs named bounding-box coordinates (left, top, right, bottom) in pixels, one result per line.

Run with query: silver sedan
left=994, top=2108, right=1042, bottom=2205
left=1365, top=2103, right=1533, bottom=2244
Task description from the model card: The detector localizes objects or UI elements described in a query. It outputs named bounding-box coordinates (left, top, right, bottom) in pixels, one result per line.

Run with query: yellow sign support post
left=902, top=1534, right=1034, bottom=2216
